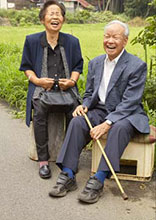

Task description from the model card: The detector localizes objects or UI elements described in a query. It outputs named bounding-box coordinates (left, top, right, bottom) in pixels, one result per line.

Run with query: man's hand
left=59, top=79, right=75, bottom=90
left=73, top=105, right=88, bottom=117
left=90, top=121, right=111, bottom=140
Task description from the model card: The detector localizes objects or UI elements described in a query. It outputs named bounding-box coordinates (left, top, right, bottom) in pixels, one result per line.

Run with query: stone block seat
left=92, top=125, right=156, bottom=181
left=28, top=113, right=65, bottom=162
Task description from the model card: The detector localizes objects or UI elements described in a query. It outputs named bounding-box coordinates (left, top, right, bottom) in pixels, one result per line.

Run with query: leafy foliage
left=124, top=0, right=156, bottom=18
left=0, top=8, right=40, bottom=26
left=143, top=77, right=156, bottom=111
left=131, top=15, right=156, bottom=71
left=143, top=101, right=156, bottom=127
left=0, top=43, right=27, bottom=118
left=131, top=16, right=156, bottom=48
left=0, top=23, right=155, bottom=122
left=0, top=8, right=128, bottom=26
left=130, top=5, right=156, bottom=128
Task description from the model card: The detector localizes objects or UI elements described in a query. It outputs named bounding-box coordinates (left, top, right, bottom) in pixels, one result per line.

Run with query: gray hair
left=104, top=20, right=129, bottom=37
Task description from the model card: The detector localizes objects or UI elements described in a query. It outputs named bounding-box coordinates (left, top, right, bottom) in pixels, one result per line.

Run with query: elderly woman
left=20, top=0, right=83, bottom=179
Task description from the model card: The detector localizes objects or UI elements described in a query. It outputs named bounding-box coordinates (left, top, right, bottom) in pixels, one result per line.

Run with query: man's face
left=41, top=4, right=64, bottom=33
left=103, top=23, right=128, bottom=60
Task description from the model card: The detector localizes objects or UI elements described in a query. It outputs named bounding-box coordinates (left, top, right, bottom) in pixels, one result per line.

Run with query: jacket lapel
left=37, top=48, right=43, bottom=77
left=106, top=50, right=129, bottom=97
left=94, top=55, right=106, bottom=93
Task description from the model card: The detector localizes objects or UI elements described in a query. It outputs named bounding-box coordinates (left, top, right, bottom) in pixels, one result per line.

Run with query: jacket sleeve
left=19, top=37, right=33, bottom=72
left=82, top=60, right=95, bottom=107
left=71, top=38, right=83, bottom=74
left=105, top=62, right=147, bottom=123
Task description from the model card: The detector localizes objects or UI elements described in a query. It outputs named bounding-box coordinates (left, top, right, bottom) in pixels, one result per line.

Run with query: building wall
left=64, top=1, right=84, bottom=13
left=7, top=0, right=32, bottom=9
left=0, top=0, right=7, bottom=9
left=64, top=2, right=75, bottom=13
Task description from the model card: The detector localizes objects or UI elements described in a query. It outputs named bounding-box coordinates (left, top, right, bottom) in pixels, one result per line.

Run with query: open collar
left=40, top=31, right=64, bottom=48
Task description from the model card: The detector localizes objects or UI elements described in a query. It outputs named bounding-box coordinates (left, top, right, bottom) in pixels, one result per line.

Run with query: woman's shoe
left=39, top=165, right=51, bottom=179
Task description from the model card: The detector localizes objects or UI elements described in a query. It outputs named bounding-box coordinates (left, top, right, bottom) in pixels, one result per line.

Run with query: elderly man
left=49, top=20, right=150, bottom=204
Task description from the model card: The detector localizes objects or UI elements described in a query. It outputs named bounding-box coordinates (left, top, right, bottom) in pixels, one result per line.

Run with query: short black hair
left=39, top=0, right=66, bottom=21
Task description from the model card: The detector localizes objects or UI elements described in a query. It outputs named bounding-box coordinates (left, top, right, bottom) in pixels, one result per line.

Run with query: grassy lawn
left=0, top=24, right=155, bottom=166
left=0, top=23, right=154, bottom=68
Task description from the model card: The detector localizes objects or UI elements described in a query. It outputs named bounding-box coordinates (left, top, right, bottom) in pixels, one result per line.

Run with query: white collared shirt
left=98, top=49, right=125, bottom=104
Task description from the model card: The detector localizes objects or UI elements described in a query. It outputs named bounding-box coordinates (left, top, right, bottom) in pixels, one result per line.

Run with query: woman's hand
left=25, top=70, right=54, bottom=91
left=90, top=122, right=111, bottom=141
left=59, top=78, right=75, bottom=90
left=73, top=105, right=88, bottom=117
left=37, top=77, right=54, bottom=91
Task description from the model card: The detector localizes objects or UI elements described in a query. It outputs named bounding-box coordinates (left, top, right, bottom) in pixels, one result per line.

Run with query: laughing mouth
left=107, top=45, right=116, bottom=50
left=51, top=21, right=59, bottom=26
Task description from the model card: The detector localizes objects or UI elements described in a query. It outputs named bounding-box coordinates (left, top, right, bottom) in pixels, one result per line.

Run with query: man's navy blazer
left=83, top=50, right=150, bottom=134
left=20, top=31, right=83, bottom=126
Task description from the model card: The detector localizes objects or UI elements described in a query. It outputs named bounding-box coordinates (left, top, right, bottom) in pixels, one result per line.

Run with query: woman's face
left=41, top=4, right=64, bottom=33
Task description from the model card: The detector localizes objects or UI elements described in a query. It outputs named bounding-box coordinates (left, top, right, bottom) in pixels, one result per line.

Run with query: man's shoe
left=78, top=176, right=104, bottom=204
left=39, top=165, right=51, bottom=179
left=49, top=172, right=77, bottom=197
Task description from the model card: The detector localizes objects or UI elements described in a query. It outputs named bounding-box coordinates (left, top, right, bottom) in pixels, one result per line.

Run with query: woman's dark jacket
left=20, top=31, right=83, bottom=126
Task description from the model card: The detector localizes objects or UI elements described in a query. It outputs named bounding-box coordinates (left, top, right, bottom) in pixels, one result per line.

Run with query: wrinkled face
left=41, top=4, right=64, bottom=33
left=103, top=23, right=128, bottom=60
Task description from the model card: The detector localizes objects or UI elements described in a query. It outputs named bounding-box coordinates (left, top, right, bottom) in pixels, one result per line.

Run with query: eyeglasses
left=104, top=34, right=124, bottom=40
left=46, top=12, right=63, bottom=18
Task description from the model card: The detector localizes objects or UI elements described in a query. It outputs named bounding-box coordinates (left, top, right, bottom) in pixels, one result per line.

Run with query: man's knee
left=111, top=119, right=133, bottom=135
left=70, top=116, right=85, bottom=129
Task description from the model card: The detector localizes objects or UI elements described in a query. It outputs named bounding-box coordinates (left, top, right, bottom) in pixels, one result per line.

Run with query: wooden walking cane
left=84, top=113, right=128, bottom=200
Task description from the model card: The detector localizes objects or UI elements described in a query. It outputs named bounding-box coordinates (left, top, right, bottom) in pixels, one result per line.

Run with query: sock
left=62, top=167, right=74, bottom=179
left=94, top=171, right=110, bottom=184
left=39, top=161, right=48, bottom=168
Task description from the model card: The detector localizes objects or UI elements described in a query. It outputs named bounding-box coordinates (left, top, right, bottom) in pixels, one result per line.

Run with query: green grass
left=0, top=23, right=155, bottom=112
left=0, top=24, right=155, bottom=166
left=0, top=23, right=155, bottom=107
left=0, top=23, right=154, bottom=67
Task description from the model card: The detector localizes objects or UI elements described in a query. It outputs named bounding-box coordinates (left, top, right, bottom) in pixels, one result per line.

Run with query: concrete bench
left=92, top=125, right=156, bottom=182
left=28, top=113, right=65, bottom=162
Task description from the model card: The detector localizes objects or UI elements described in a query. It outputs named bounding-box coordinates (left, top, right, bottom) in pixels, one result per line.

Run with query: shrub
left=0, top=43, right=27, bottom=118
left=66, top=10, right=129, bottom=24
left=87, top=11, right=115, bottom=23
left=143, top=101, right=156, bottom=126
left=0, top=8, right=40, bottom=26
left=131, top=15, right=156, bottom=70
left=0, top=8, right=129, bottom=26
left=0, top=9, right=9, bottom=18
left=124, top=0, right=156, bottom=18
left=77, top=62, right=88, bottom=98
left=65, top=11, right=82, bottom=24
left=143, top=77, right=156, bottom=111
left=128, top=17, right=147, bottom=27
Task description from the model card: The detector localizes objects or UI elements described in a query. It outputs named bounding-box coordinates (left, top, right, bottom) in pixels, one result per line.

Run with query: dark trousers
left=32, top=99, right=76, bottom=161
left=56, top=108, right=135, bottom=173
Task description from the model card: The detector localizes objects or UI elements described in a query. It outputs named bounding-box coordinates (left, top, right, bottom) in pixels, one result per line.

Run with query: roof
left=65, top=0, right=91, bottom=8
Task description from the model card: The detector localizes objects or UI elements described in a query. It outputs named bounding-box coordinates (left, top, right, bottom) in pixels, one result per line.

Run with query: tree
left=124, top=0, right=156, bottom=18
left=131, top=0, right=156, bottom=66
left=89, top=0, right=124, bottom=13
left=104, top=0, right=111, bottom=11
left=107, top=0, right=124, bottom=13
left=131, top=15, right=156, bottom=66
left=131, top=0, right=156, bottom=112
